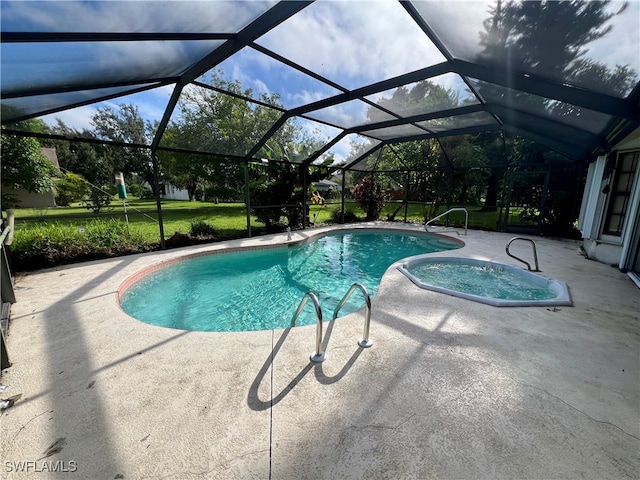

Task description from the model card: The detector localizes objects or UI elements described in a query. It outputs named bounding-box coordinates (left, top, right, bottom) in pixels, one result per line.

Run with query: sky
left=2, top=0, right=639, bottom=165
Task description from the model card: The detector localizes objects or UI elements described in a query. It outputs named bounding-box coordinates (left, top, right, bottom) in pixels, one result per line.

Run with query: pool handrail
left=425, top=208, right=468, bottom=236
left=290, top=291, right=326, bottom=363
left=506, top=237, right=540, bottom=272
left=332, top=283, right=373, bottom=348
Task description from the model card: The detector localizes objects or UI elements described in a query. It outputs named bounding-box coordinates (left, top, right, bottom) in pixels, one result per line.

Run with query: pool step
left=291, top=283, right=373, bottom=363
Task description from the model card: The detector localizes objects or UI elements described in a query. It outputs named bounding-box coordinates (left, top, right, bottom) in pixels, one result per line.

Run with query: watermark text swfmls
left=5, top=460, right=78, bottom=473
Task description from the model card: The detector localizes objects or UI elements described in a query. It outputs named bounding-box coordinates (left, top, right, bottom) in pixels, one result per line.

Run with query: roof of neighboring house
left=41, top=147, right=60, bottom=169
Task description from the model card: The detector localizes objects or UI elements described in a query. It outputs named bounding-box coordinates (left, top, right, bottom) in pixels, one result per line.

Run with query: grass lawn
left=11, top=198, right=526, bottom=243
left=8, top=198, right=532, bottom=270
left=12, top=199, right=255, bottom=242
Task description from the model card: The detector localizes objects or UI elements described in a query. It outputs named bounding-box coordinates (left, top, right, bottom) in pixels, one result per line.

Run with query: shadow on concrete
left=247, top=328, right=313, bottom=412
left=314, top=317, right=366, bottom=385
left=247, top=314, right=373, bottom=411
left=36, top=258, right=135, bottom=478
left=10, top=330, right=190, bottom=409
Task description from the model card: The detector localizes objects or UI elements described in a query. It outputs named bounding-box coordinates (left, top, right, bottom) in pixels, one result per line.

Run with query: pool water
left=398, top=256, right=572, bottom=307
left=407, top=262, right=556, bottom=300
left=119, top=230, right=461, bottom=331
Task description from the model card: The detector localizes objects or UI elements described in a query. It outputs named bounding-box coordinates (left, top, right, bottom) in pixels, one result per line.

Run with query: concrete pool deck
left=0, top=223, right=638, bottom=479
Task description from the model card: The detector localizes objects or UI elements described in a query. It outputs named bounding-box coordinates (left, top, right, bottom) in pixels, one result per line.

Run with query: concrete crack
left=517, top=381, right=640, bottom=441
left=269, top=328, right=275, bottom=480
left=10, top=409, right=54, bottom=445
left=347, top=413, right=416, bottom=432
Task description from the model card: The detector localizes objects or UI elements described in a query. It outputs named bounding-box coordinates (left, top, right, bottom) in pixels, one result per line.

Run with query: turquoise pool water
left=398, top=256, right=572, bottom=307
left=119, top=230, right=461, bottom=331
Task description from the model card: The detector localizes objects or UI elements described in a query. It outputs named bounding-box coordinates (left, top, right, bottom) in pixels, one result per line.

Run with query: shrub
left=55, top=172, right=90, bottom=206
left=83, top=184, right=116, bottom=213
left=189, top=220, right=217, bottom=238
left=331, top=209, right=359, bottom=223
left=127, top=183, right=154, bottom=200
left=11, top=218, right=152, bottom=270
left=350, top=176, right=388, bottom=221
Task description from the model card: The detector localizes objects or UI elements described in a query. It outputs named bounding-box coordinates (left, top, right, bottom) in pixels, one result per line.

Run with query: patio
left=1, top=224, right=638, bottom=479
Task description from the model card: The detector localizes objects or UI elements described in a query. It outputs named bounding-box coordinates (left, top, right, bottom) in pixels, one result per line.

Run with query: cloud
left=41, top=104, right=97, bottom=131
left=305, top=100, right=372, bottom=128
left=8, top=0, right=637, bottom=148
left=1, top=1, right=276, bottom=34
left=585, top=1, right=639, bottom=73
left=289, top=89, right=334, bottom=107
left=256, top=1, right=446, bottom=90
left=40, top=85, right=174, bottom=134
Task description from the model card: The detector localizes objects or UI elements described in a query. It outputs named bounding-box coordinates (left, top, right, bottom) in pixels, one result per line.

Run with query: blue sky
left=37, top=0, right=447, bottom=164
left=2, top=0, right=636, bottom=164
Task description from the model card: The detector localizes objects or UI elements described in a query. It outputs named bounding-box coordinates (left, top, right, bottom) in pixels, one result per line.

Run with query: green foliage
left=505, top=137, right=584, bottom=236
left=189, top=220, right=217, bottom=237
left=162, top=70, right=295, bottom=202
left=82, top=217, right=138, bottom=248
left=127, top=183, right=154, bottom=200
left=10, top=199, right=561, bottom=270
left=48, top=121, right=118, bottom=205
left=331, top=209, right=359, bottom=224
left=48, top=109, right=154, bottom=203
left=1, top=119, right=59, bottom=196
left=351, top=176, right=388, bottom=221
left=477, top=0, right=637, bottom=121
left=83, top=184, right=116, bottom=214
left=250, top=162, right=302, bottom=232
left=54, top=172, right=90, bottom=206
left=91, top=104, right=155, bottom=190
left=249, top=160, right=333, bottom=231
left=12, top=218, right=151, bottom=270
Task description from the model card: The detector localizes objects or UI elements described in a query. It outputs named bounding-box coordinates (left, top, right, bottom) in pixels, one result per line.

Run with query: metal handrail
left=425, top=208, right=468, bottom=236
left=332, top=283, right=373, bottom=348
left=0, top=226, right=12, bottom=248
left=290, top=291, right=326, bottom=363
left=506, top=237, right=540, bottom=272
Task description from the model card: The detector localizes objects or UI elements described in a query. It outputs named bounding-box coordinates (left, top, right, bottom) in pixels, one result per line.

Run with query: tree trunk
left=482, top=169, right=500, bottom=212
left=458, top=184, right=469, bottom=205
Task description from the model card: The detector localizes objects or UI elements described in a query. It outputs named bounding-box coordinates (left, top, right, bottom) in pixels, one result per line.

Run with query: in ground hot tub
left=398, top=256, right=572, bottom=307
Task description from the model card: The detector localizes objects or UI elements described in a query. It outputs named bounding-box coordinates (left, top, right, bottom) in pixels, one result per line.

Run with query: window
left=603, top=151, right=639, bottom=236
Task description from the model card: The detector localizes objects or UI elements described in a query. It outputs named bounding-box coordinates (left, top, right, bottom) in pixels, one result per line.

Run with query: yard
left=7, top=198, right=525, bottom=271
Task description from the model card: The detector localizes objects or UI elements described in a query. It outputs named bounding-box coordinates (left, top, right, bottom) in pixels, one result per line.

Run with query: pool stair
left=333, top=283, right=373, bottom=349
left=290, top=292, right=325, bottom=363
left=425, top=207, right=468, bottom=236
left=506, top=237, right=541, bottom=271
left=290, top=283, right=373, bottom=363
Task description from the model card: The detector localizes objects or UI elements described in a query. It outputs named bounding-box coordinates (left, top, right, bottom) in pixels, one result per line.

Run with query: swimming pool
left=118, top=229, right=462, bottom=331
left=398, top=256, right=572, bottom=307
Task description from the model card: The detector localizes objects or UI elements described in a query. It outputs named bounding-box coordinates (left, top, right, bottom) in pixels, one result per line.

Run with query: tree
left=351, top=176, right=388, bottom=221
left=348, top=80, right=487, bottom=218
left=1, top=119, right=58, bottom=206
left=250, top=162, right=302, bottom=231
left=475, top=0, right=637, bottom=222
left=91, top=104, right=155, bottom=192
left=49, top=120, right=116, bottom=213
left=162, top=71, right=297, bottom=202
left=54, top=172, right=90, bottom=206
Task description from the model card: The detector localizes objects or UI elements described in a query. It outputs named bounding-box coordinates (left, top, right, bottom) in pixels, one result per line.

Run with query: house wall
left=2, top=147, right=59, bottom=208
left=3, top=186, right=56, bottom=209
left=579, top=129, right=640, bottom=270
left=162, top=184, right=190, bottom=201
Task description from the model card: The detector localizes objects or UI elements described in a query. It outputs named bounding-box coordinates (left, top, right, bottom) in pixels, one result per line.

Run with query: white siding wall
left=579, top=129, right=640, bottom=270
left=163, top=184, right=190, bottom=201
